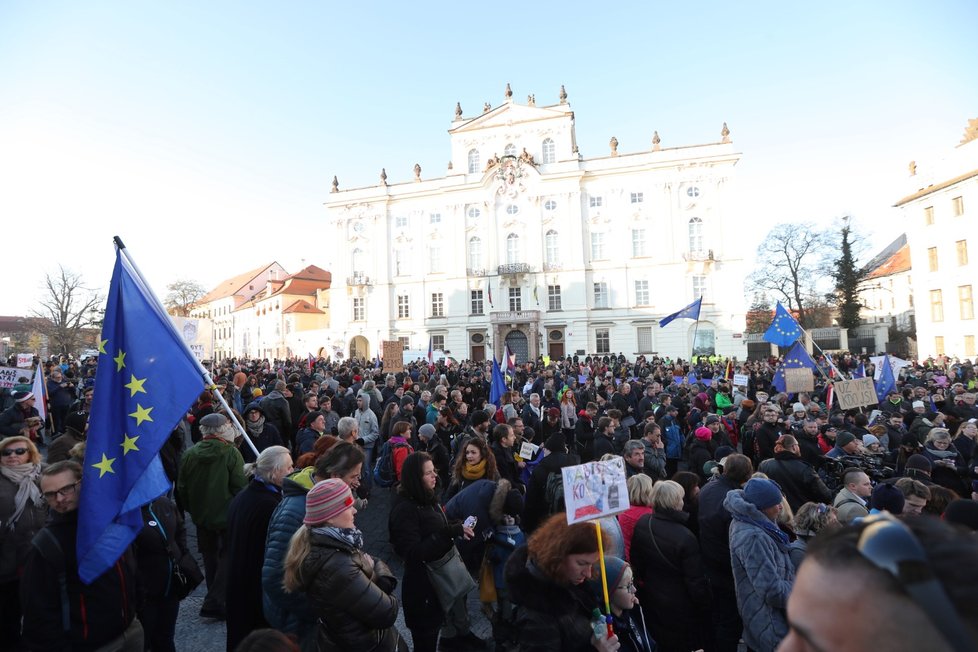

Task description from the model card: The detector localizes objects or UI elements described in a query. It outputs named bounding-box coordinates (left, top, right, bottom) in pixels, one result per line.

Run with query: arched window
left=351, top=248, right=364, bottom=273
left=545, top=229, right=559, bottom=264
left=468, top=236, right=482, bottom=269
left=504, top=143, right=517, bottom=157
left=467, top=149, right=480, bottom=174
left=688, top=217, right=704, bottom=253
left=542, top=138, right=555, bottom=164
left=506, top=233, right=520, bottom=264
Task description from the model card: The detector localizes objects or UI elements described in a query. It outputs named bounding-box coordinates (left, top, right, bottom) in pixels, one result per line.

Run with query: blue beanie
left=743, top=478, right=783, bottom=510
left=588, top=555, right=629, bottom=598
left=871, top=483, right=905, bottom=514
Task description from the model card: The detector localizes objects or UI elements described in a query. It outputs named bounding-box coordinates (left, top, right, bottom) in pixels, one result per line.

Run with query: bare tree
left=31, top=266, right=104, bottom=356
left=165, top=279, right=206, bottom=317
left=747, top=223, right=831, bottom=328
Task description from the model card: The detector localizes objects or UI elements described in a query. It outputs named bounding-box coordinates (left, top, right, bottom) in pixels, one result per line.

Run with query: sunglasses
left=857, top=513, right=974, bottom=652
left=1, top=448, right=28, bottom=457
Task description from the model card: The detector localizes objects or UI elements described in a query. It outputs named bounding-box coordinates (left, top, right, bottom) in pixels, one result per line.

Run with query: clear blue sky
left=1, top=1, right=976, bottom=314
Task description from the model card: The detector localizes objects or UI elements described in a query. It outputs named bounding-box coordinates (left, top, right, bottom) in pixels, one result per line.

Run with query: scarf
left=462, top=459, right=487, bottom=480
left=246, top=415, right=266, bottom=436
left=0, top=463, right=43, bottom=525
left=925, top=445, right=958, bottom=460
left=312, top=525, right=364, bottom=550
left=731, top=510, right=790, bottom=546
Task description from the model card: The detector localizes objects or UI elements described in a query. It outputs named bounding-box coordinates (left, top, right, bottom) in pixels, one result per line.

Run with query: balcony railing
left=466, top=268, right=487, bottom=277
left=346, top=273, right=372, bottom=286
left=497, top=263, right=533, bottom=275
left=489, top=310, right=541, bottom=324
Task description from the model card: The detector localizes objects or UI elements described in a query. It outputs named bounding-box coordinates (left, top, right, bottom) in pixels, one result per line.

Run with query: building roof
left=893, top=168, right=978, bottom=207
left=863, top=234, right=907, bottom=275
left=198, top=262, right=281, bottom=304
left=233, top=265, right=331, bottom=312
left=866, top=244, right=910, bottom=279
left=282, top=299, right=324, bottom=315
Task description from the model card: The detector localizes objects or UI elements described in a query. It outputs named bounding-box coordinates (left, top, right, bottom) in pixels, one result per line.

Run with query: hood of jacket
left=724, top=489, right=789, bottom=545
left=282, top=466, right=317, bottom=497
left=356, top=392, right=370, bottom=411
left=488, top=478, right=513, bottom=525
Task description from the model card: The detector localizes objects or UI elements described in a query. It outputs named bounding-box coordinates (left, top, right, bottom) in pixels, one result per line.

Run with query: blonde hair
left=282, top=525, right=311, bottom=593
left=0, top=436, right=41, bottom=464
left=626, top=474, right=655, bottom=507
left=650, top=480, right=684, bottom=511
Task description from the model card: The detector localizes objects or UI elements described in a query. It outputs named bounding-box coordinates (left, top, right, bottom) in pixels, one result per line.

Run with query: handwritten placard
left=518, top=441, right=539, bottom=461
left=784, top=367, right=815, bottom=393
left=381, top=340, right=404, bottom=373
left=733, top=373, right=750, bottom=388
left=0, top=366, right=31, bottom=389
left=16, top=354, right=33, bottom=368
left=562, top=457, right=630, bottom=525
left=834, top=378, right=878, bottom=410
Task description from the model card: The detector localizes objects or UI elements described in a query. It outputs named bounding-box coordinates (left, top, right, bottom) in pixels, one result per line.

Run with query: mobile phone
left=463, top=516, right=478, bottom=529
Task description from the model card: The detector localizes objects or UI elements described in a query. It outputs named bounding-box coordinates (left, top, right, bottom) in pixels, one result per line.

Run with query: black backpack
left=373, top=440, right=412, bottom=487
left=545, top=471, right=566, bottom=515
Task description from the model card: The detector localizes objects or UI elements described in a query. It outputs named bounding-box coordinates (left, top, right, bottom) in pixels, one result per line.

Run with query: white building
left=324, top=86, right=748, bottom=363
left=859, top=234, right=914, bottom=332
left=895, top=119, right=978, bottom=359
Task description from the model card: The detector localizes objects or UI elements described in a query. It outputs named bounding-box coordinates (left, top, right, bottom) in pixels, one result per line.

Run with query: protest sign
left=381, top=340, right=404, bottom=372
left=518, top=441, right=539, bottom=461
left=733, top=373, right=750, bottom=388
left=834, top=378, right=878, bottom=410
left=784, top=367, right=815, bottom=393
left=562, top=457, right=630, bottom=525
left=16, top=354, right=33, bottom=368
left=0, top=366, right=31, bottom=389
left=170, top=317, right=213, bottom=361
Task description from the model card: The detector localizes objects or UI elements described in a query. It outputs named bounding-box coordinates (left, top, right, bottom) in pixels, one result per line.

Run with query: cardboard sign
left=0, top=366, right=31, bottom=389
left=562, top=457, right=630, bottom=525
left=733, top=373, right=750, bottom=388
left=16, top=354, right=33, bottom=368
left=518, top=441, right=539, bottom=461
left=784, top=367, right=815, bottom=393
left=834, top=378, right=878, bottom=410
left=381, top=340, right=404, bottom=373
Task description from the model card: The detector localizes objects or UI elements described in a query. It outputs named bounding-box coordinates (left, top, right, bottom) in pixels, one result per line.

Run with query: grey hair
left=650, top=480, right=685, bottom=511
left=337, top=416, right=358, bottom=439
left=622, top=440, right=645, bottom=456
left=245, top=445, right=291, bottom=480
left=925, top=428, right=951, bottom=444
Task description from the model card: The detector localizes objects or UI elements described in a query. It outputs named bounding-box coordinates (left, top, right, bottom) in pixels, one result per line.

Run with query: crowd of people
left=1, top=350, right=977, bottom=652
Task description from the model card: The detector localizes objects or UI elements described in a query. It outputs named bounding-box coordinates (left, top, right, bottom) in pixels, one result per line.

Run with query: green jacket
left=176, top=438, right=246, bottom=531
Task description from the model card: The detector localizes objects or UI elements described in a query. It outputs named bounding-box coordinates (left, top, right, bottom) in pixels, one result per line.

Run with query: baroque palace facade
left=325, top=86, right=748, bottom=363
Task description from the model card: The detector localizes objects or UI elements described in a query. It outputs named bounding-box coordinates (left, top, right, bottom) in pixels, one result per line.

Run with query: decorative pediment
left=449, top=102, right=572, bottom=134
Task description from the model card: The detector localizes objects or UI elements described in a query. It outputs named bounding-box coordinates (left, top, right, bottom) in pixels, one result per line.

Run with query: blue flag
left=772, top=342, right=817, bottom=393
left=852, top=362, right=866, bottom=379
left=659, top=297, right=702, bottom=328
left=874, top=355, right=896, bottom=402
left=78, top=248, right=206, bottom=584
left=763, top=302, right=802, bottom=348
left=489, top=356, right=507, bottom=407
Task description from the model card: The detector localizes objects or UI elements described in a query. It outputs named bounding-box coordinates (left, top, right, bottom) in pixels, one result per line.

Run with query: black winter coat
left=592, top=432, right=615, bottom=460
left=697, top=475, right=739, bottom=593
left=387, top=493, right=462, bottom=630
left=135, top=496, right=190, bottom=600
left=522, top=451, right=580, bottom=533
left=504, top=544, right=597, bottom=652
left=225, top=480, right=283, bottom=652
left=687, top=439, right=715, bottom=484
left=0, top=470, right=46, bottom=582
left=758, top=452, right=832, bottom=512
left=298, top=531, right=401, bottom=652
left=630, top=509, right=712, bottom=652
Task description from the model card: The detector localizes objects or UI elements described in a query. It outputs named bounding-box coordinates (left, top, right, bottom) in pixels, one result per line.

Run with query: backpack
left=544, top=471, right=566, bottom=515
left=373, top=440, right=412, bottom=487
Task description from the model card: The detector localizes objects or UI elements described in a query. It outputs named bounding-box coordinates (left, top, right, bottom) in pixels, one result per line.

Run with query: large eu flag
left=659, top=297, right=703, bottom=328
left=772, top=342, right=817, bottom=393
left=763, top=302, right=802, bottom=347
left=77, top=248, right=206, bottom=583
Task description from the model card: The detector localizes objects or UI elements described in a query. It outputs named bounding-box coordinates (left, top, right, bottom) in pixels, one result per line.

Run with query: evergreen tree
left=829, top=220, right=869, bottom=332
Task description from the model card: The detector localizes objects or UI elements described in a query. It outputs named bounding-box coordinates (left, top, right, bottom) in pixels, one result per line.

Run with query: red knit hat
left=694, top=426, right=713, bottom=441
left=304, top=479, right=354, bottom=525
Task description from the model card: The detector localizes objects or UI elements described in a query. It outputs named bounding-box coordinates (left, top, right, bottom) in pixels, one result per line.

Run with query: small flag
left=427, top=336, right=434, bottom=370
left=490, top=357, right=507, bottom=407
left=307, top=353, right=315, bottom=373
left=724, top=360, right=733, bottom=381
left=826, top=383, right=834, bottom=411
left=32, top=363, right=47, bottom=422
left=659, top=297, right=703, bottom=328
left=488, top=283, right=493, bottom=308
left=874, top=355, right=896, bottom=401
left=533, top=285, right=539, bottom=305
left=763, top=302, right=802, bottom=348
left=852, top=362, right=866, bottom=379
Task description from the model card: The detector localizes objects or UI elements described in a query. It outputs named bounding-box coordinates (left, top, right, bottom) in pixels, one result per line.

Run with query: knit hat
left=543, top=433, right=566, bottom=453
left=944, top=500, right=978, bottom=531
left=588, top=556, right=629, bottom=599
left=418, top=423, right=436, bottom=440
left=905, top=454, right=932, bottom=474
left=836, top=431, right=857, bottom=448
left=862, top=434, right=880, bottom=447
left=871, top=483, right=905, bottom=514
left=694, top=426, right=712, bottom=441
left=793, top=402, right=806, bottom=413
left=503, top=489, right=524, bottom=517
left=400, top=396, right=415, bottom=408
left=715, top=445, right=735, bottom=461
left=65, top=411, right=88, bottom=434
left=704, top=414, right=721, bottom=425
left=740, top=399, right=755, bottom=410
left=304, top=479, right=354, bottom=525
left=547, top=407, right=560, bottom=419
left=743, top=478, right=783, bottom=510
left=13, top=391, right=34, bottom=403
left=912, top=400, right=925, bottom=409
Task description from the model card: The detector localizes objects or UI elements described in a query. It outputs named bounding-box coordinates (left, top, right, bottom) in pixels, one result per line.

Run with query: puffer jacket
left=445, top=479, right=512, bottom=571
left=724, top=490, right=795, bottom=652
left=297, top=530, right=401, bottom=652
left=504, top=544, right=596, bottom=652
left=0, top=470, right=47, bottom=581
left=262, top=468, right=317, bottom=641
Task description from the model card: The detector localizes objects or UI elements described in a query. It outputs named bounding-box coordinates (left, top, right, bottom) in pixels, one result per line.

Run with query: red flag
left=826, top=383, right=834, bottom=411
left=307, top=353, right=315, bottom=373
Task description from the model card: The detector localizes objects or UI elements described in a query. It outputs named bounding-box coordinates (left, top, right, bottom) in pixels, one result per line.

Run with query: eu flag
left=659, top=297, right=702, bottom=328
left=490, top=356, right=507, bottom=407
left=874, top=355, right=896, bottom=402
left=852, top=362, right=866, bottom=379
left=763, top=302, right=802, bottom=347
left=772, top=342, right=817, bottom=393
left=77, top=247, right=206, bottom=583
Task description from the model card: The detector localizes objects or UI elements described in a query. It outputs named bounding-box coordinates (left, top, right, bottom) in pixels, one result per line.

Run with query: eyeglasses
left=42, top=482, right=79, bottom=501
left=857, top=513, right=974, bottom=652
left=1, top=448, right=28, bottom=457
left=616, top=581, right=637, bottom=594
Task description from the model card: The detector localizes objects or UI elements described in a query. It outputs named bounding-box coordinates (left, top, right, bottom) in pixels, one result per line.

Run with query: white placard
left=834, top=378, right=878, bottom=410
left=733, top=373, right=750, bottom=388
left=16, top=354, right=33, bottom=368
left=518, top=441, right=539, bottom=461
left=562, top=457, right=630, bottom=525
left=784, top=367, right=815, bottom=393
left=0, top=366, right=32, bottom=389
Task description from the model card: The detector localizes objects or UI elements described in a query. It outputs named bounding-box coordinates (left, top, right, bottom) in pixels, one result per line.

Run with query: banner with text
left=834, top=378, right=878, bottom=410
left=382, top=340, right=404, bottom=373
left=562, top=457, right=630, bottom=525
left=0, top=366, right=32, bottom=389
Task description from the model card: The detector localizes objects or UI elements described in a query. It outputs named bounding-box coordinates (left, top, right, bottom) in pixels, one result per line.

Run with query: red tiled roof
left=866, top=244, right=911, bottom=279
left=198, top=262, right=281, bottom=304
left=282, top=299, right=324, bottom=315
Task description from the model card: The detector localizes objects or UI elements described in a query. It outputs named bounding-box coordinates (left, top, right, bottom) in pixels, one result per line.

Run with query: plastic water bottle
left=591, top=609, right=605, bottom=640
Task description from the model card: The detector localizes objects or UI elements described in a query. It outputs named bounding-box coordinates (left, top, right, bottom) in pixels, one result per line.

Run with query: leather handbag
left=425, top=544, right=476, bottom=610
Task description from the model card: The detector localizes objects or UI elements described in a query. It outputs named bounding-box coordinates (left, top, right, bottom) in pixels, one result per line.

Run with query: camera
left=820, top=454, right=895, bottom=493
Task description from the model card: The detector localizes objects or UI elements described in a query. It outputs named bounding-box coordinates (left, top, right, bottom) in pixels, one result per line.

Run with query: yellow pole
left=594, top=520, right=613, bottom=639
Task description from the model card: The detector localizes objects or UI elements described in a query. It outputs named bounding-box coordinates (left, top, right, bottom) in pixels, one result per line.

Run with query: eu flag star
left=120, top=434, right=140, bottom=455
left=98, top=338, right=108, bottom=355
left=92, top=453, right=116, bottom=478
left=129, top=404, right=153, bottom=426
left=113, top=349, right=127, bottom=372
left=124, top=374, right=147, bottom=397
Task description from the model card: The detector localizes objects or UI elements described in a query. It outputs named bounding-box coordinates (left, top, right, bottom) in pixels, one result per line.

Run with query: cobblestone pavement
left=175, top=484, right=495, bottom=650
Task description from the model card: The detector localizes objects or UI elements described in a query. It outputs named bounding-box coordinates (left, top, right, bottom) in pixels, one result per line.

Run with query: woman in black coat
left=225, top=446, right=292, bottom=652
left=388, top=452, right=478, bottom=652
left=630, top=480, right=712, bottom=652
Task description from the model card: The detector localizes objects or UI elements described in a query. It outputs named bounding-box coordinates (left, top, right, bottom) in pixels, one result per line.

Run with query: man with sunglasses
left=21, top=461, right=143, bottom=650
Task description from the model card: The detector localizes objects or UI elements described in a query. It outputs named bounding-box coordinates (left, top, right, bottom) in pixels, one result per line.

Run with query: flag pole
left=112, top=237, right=259, bottom=457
